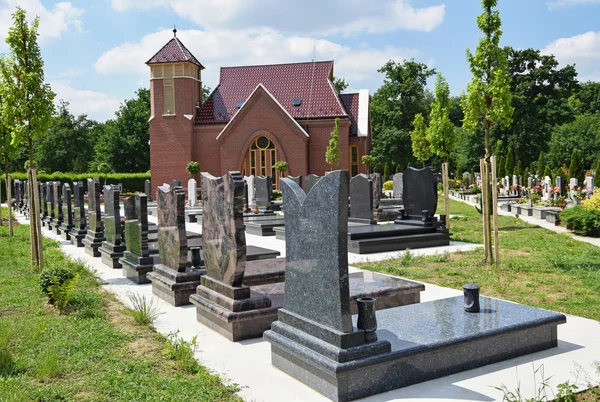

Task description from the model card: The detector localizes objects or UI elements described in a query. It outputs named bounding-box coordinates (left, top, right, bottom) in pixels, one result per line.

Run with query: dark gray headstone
left=201, top=172, right=246, bottom=286
left=53, top=181, right=63, bottom=223
left=47, top=182, right=55, bottom=218
left=87, top=178, right=103, bottom=232
left=349, top=174, right=373, bottom=220
left=103, top=185, right=122, bottom=245
left=124, top=194, right=149, bottom=257
left=62, top=184, right=73, bottom=227
left=14, top=179, right=21, bottom=204
left=157, top=184, right=187, bottom=272
left=392, top=173, right=403, bottom=200
left=403, top=167, right=437, bottom=218
left=281, top=170, right=353, bottom=332
left=303, top=174, right=320, bottom=194
left=288, top=175, right=303, bottom=188
left=369, top=173, right=382, bottom=209
left=255, top=176, right=273, bottom=209
left=40, top=182, right=47, bottom=216
left=172, top=179, right=181, bottom=188
left=145, top=179, right=152, bottom=201
left=556, top=176, right=563, bottom=196
left=73, top=181, right=86, bottom=229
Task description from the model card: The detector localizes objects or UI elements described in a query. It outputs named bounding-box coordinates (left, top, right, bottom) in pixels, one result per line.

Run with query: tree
left=273, top=160, right=288, bottom=177
left=371, top=60, right=436, bottom=170
left=325, top=117, right=340, bottom=170
left=462, top=0, right=513, bottom=263
left=537, top=152, right=545, bottom=176
left=36, top=101, right=99, bottom=173
left=548, top=114, right=600, bottom=169
left=575, top=81, right=600, bottom=115
left=0, top=7, right=55, bottom=268
left=93, top=88, right=150, bottom=172
left=361, top=154, right=375, bottom=174
left=0, top=93, right=18, bottom=233
left=332, top=77, right=349, bottom=94
left=497, top=154, right=505, bottom=179
left=427, top=73, right=455, bottom=162
left=543, top=165, right=552, bottom=179
left=505, top=147, right=514, bottom=177
left=569, top=149, right=585, bottom=185
left=186, top=161, right=200, bottom=177
left=515, top=160, right=522, bottom=184
left=594, top=158, right=600, bottom=187
left=202, top=84, right=212, bottom=102
left=410, top=113, right=431, bottom=165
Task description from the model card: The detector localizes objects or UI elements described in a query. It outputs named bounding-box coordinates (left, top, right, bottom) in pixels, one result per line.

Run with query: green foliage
left=92, top=88, right=150, bottom=173
left=427, top=73, right=455, bottom=161
left=594, top=158, right=600, bottom=186
left=39, top=264, right=77, bottom=301
left=497, top=154, right=505, bottom=178
left=4, top=172, right=149, bottom=193
left=186, top=161, right=200, bottom=175
left=543, top=165, right=553, bottom=179
left=383, top=164, right=389, bottom=180
left=0, top=327, right=14, bottom=377
left=582, top=190, right=600, bottom=210
left=462, top=0, right=513, bottom=157
left=400, top=249, right=413, bottom=267
left=395, top=164, right=401, bottom=174
left=523, top=168, right=530, bottom=186
left=371, top=59, right=436, bottom=169
left=164, top=331, right=200, bottom=375
left=537, top=152, right=545, bottom=175
left=555, top=381, right=578, bottom=402
left=272, top=189, right=282, bottom=201
left=410, top=113, right=431, bottom=164
left=48, top=275, right=77, bottom=313
left=332, top=77, right=349, bottom=94
left=505, top=148, right=514, bottom=177
left=560, top=206, right=600, bottom=237
left=569, top=148, right=585, bottom=184
left=273, top=160, right=289, bottom=175
left=383, top=180, right=393, bottom=191
left=549, top=114, right=600, bottom=168
left=35, top=101, right=100, bottom=173
left=325, top=117, right=341, bottom=169
left=515, top=160, right=522, bottom=182
left=575, top=81, right=600, bottom=115
left=125, top=293, right=163, bottom=325
left=361, top=154, right=376, bottom=169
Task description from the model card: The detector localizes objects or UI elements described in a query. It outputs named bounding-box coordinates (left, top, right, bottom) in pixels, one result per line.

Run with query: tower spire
left=173, top=24, right=177, bottom=38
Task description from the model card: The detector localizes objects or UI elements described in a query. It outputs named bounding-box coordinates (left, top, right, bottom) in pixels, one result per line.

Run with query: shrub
left=0, top=329, right=14, bottom=377
left=272, top=189, right=282, bottom=201
left=186, top=161, right=200, bottom=176
left=383, top=180, right=393, bottom=191
left=560, top=206, right=600, bottom=237
left=165, top=331, right=200, bottom=374
left=125, top=293, right=162, bottom=325
left=582, top=191, right=600, bottom=210
left=39, top=265, right=77, bottom=302
left=49, top=276, right=77, bottom=313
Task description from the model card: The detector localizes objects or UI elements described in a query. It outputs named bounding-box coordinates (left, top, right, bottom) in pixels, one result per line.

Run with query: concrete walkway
left=450, top=194, right=600, bottom=248
left=12, top=211, right=600, bottom=401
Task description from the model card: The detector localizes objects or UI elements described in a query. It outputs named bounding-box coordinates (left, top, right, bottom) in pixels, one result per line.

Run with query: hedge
left=1, top=173, right=150, bottom=202
left=560, top=205, right=600, bottom=237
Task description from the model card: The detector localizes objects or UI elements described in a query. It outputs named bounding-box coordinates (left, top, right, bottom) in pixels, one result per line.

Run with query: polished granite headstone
left=82, top=178, right=106, bottom=257
left=71, top=181, right=87, bottom=247
left=60, top=184, right=74, bottom=241
left=172, top=179, right=181, bottom=188
left=395, top=167, right=440, bottom=228
left=99, top=185, right=126, bottom=268
left=120, top=194, right=157, bottom=284
left=349, top=174, right=374, bottom=223
left=14, top=179, right=21, bottom=209
left=255, top=175, right=280, bottom=211
left=392, top=173, right=403, bottom=201
left=52, top=182, right=63, bottom=234
left=40, top=182, right=47, bottom=222
left=144, top=179, right=152, bottom=201
left=287, top=175, right=302, bottom=188
left=264, top=171, right=567, bottom=402
left=147, top=185, right=202, bottom=306
left=44, top=181, right=55, bottom=228
left=303, top=174, right=320, bottom=194
left=190, top=171, right=278, bottom=341
left=369, top=173, right=382, bottom=209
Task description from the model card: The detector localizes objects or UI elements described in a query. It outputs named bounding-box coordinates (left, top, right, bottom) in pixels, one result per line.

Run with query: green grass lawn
left=357, top=199, right=600, bottom=321
left=0, top=221, right=241, bottom=401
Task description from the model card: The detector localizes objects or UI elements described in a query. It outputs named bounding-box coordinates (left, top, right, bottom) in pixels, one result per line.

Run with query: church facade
left=147, top=31, right=372, bottom=194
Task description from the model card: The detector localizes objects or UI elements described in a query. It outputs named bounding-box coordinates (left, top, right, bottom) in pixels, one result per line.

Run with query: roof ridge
left=221, top=60, right=334, bottom=70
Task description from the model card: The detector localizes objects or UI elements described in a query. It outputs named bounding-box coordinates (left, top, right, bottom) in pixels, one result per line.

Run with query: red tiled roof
left=339, top=93, right=359, bottom=136
left=196, top=61, right=347, bottom=123
left=146, top=37, right=204, bottom=68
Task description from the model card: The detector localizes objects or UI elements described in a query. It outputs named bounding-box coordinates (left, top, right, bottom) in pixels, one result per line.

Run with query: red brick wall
left=299, top=118, right=351, bottom=176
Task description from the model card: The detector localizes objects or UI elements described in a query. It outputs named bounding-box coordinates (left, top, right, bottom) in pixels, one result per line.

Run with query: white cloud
left=547, top=0, right=600, bottom=10
left=110, top=0, right=445, bottom=35
left=50, top=80, right=122, bottom=121
left=95, top=28, right=419, bottom=93
left=542, top=31, right=600, bottom=81
left=0, top=1, right=83, bottom=43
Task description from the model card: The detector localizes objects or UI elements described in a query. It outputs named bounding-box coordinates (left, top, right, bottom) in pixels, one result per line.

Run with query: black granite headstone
left=60, top=183, right=74, bottom=240
left=120, top=194, right=155, bottom=283
left=287, top=175, right=302, bottom=188
left=52, top=182, right=63, bottom=234
left=82, top=178, right=106, bottom=257
left=99, top=185, right=126, bottom=268
left=392, top=173, right=403, bottom=200
left=349, top=174, right=373, bottom=221
left=303, top=174, right=320, bottom=194
left=255, top=176, right=273, bottom=209
left=71, top=181, right=87, bottom=247
left=402, top=167, right=437, bottom=218
left=145, top=179, right=152, bottom=201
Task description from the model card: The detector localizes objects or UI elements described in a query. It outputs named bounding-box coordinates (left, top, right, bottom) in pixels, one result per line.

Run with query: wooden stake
left=7, top=175, right=13, bottom=236
left=480, top=158, right=491, bottom=261
left=491, top=156, right=500, bottom=265
left=442, top=163, right=450, bottom=231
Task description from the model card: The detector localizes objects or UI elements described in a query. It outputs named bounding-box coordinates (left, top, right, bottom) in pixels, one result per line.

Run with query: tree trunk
left=491, top=156, right=500, bottom=265
left=6, top=174, right=13, bottom=236
left=0, top=177, right=3, bottom=226
left=442, top=162, right=450, bottom=231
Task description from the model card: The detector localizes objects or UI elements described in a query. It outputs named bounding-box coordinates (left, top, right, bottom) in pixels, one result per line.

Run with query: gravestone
left=40, top=182, right=47, bottom=221
left=52, top=182, right=64, bottom=235
left=120, top=194, right=156, bottom=283
left=71, top=181, right=88, bottom=247
left=82, top=178, right=106, bottom=257
left=585, top=176, right=594, bottom=196
left=255, top=176, right=273, bottom=210
left=14, top=179, right=21, bottom=209
left=527, top=176, right=533, bottom=189
left=45, top=181, right=55, bottom=229
left=145, top=179, right=152, bottom=201
left=369, top=173, right=382, bottom=209
left=392, top=173, right=403, bottom=201
left=556, top=176, right=563, bottom=196
left=287, top=175, right=302, bottom=188
left=398, top=167, right=437, bottom=221
left=244, top=175, right=255, bottom=206
left=349, top=174, right=374, bottom=222
left=147, top=185, right=202, bottom=306
left=60, top=184, right=74, bottom=241
left=303, top=174, right=320, bottom=194
left=188, top=178, right=197, bottom=207
left=172, top=179, right=181, bottom=188
left=190, top=171, right=277, bottom=341
left=543, top=176, right=552, bottom=200
left=99, top=185, right=126, bottom=268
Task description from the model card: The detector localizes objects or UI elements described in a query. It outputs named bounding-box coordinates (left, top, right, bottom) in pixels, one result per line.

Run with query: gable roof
left=146, top=37, right=204, bottom=68
left=339, top=93, right=359, bottom=136
left=196, top=61, right=347, bottom=123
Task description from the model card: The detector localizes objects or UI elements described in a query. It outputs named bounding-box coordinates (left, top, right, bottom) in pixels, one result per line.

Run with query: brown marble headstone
left=201, top=171, right=246, bottom=287
left=157, top=184, right=187, bottom=272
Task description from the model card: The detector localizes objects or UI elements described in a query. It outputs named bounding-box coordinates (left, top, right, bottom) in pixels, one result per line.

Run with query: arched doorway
left=241, top=135, right=278, bottom=187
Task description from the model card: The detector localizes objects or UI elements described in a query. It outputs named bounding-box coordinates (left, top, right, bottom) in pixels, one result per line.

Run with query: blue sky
left=4, top=0, right=600, bottom=121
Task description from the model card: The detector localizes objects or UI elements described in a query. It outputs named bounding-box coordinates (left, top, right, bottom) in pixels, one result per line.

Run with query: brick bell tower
left=146, top=28, right=204, bottom=198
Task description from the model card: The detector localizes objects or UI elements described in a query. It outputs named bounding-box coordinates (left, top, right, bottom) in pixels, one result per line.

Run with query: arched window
left=242, top=135, right=277, bottom=185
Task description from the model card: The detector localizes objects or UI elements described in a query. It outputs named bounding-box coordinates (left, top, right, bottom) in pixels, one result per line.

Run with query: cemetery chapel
left=147, top=29, right=372, bottom=190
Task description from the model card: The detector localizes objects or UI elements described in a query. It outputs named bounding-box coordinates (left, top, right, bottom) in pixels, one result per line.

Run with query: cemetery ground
left=0, top=216, right=241, bottom=401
